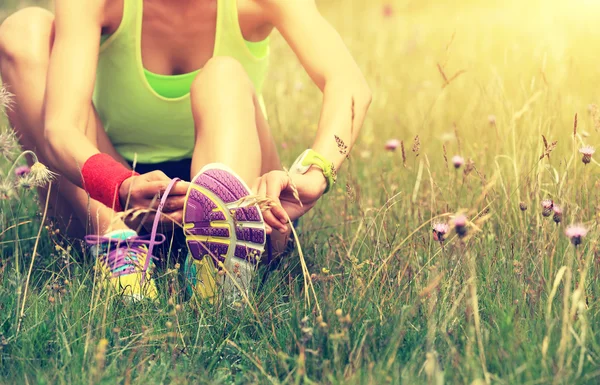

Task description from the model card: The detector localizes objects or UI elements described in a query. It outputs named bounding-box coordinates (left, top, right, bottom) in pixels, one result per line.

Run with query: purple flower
left=579, top=146, right=595, bottom=165
left=453, top=214, right=468, bottom=237
left=432, top=222, right=450, bottom=243
left=14, top=165, right=31, bottom=177
left=385, top=139, right=400, bottom=151
left=383, top=4, right=393, bottom=17
left=541, top=199, right=553, bottom=217
left=565, top=225, right=588, bottom=246
left=552, top=205, right=562, bottom=224
left=451, top=155, right=464, bottom=169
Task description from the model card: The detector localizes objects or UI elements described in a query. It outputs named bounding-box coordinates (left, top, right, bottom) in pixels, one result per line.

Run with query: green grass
left=3, top=0, right=600, bottom=383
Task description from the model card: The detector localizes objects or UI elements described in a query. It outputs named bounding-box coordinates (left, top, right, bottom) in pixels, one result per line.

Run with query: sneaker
left=86, top=230, right=164, bottom=302
left=183, top=163, right=266, bottom=302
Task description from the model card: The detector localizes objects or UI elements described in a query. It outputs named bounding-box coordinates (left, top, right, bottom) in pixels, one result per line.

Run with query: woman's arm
left=43, top=0, right=105, bottom=183
left=252, top=0, right=371, bottom=231
left=43, top=0, right=189, bottom=214
left=260, top=0, right=372, bottom=173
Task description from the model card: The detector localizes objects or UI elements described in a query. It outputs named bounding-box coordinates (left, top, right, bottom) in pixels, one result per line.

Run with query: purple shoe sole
left=183, top=164, right=266, bottom=267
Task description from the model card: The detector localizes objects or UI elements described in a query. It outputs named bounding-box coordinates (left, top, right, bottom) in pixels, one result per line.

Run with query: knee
left=0, top=7, right=54, bottom=67
left=191, top=56, right=254, bottom=95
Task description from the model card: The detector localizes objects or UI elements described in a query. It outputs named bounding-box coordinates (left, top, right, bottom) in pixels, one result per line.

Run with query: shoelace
left=85, top=178, right=181, bottom=281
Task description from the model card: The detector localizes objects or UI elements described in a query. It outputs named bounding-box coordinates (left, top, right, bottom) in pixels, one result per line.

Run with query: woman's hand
left=252, top=168, right=327, bottom=234
left=119, top=171, right=190, bottom=226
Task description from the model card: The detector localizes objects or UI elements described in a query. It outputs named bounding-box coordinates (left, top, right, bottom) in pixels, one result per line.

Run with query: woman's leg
left=189, top=56, right=281, bottom=182
left=189, top=57, right=290, bottom=253
left=0, top=7, right=129, bottom=238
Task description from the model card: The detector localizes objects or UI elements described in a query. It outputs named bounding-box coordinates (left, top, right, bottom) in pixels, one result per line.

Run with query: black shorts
left=128, top=158, right=193, bottom=181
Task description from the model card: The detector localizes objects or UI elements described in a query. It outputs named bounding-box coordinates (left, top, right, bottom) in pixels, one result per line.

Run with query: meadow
left=2, top=0, right=600, bottom=383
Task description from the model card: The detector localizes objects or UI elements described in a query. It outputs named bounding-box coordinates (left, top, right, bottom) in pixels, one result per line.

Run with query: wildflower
left=0, top=178, right=14, bottom=199
left=382, top=4, right=393, bottom=17
left=519, top=202, right=527, bottom=211
left=0, top=131, right=18, bottom=159
left=453, top=214, right=468, bottom=237
left=28, top=162, right=57, bottom=187
left=541, top=199, right=553, bottom=217
left=565, top=225, right=588, bottom=246
left=14, top=165, right=30, bottom=177
left=488, top=115, right=496, bottom=125
left=281, top=142, right=288, bottom=150
left=451, top=155, right=464, bottom=169
left=432, top=222, right=449, bottom=243
left=385, top=139, right=400, bottom=151
left=0, top=85, right=14, bottom=112
left=579, top=145, right=595, bottom=165
left=552, top=205, right=562, bottom=224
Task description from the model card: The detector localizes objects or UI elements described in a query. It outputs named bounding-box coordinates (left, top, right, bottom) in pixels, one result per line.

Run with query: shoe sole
left=183, top=163, right=266, bottom=293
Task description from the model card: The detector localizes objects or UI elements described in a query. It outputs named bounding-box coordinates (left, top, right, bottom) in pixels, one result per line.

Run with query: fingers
left=169, top=180, right=191, bottom=196
left=162, top=195, right=186, bottom=212
left=266, top=173, right=290, bottom=226
left=144, top=170, right=170, bottom=181
left=256, top=172, right=286, bottom=233
left=252, top=173, right=290, bottom=234
left=142, top=210, right=184, bottom=226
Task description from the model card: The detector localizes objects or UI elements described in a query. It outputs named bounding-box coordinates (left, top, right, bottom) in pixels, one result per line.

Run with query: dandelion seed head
left=0, top=86, right=14, bottom=112
left=0, top=178, right=15, bottom=199
left=0, top=131, right=18, bottom=159
left=29, top=162, right=57, bottom=187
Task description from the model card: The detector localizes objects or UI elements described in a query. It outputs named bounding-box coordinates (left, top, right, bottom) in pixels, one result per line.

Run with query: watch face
left=291, top=150, right=310, bottom=174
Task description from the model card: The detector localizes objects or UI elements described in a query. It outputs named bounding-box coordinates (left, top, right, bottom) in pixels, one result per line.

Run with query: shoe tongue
left=104, top=229, right=137, bottom=241
left=90, top=229, right=138, bottom=256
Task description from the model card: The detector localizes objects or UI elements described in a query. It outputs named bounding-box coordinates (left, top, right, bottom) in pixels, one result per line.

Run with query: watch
left=290, top=149, right=337, bottom=194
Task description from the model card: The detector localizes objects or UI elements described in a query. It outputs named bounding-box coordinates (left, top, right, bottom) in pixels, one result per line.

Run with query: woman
left=0, top=0, right=371, bottom=302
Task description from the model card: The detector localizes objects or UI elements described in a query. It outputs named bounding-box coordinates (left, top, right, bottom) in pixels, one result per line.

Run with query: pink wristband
left=81, top=153, right=138, bottom=212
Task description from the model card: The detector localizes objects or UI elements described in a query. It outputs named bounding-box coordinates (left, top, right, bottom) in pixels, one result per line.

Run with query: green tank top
left=93, top=0, right=270, bottom=164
